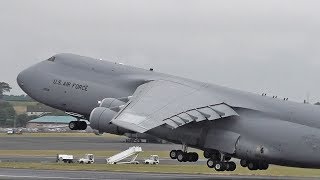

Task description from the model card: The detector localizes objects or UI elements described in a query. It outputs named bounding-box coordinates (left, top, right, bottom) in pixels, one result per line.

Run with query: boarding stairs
left=106, top=146, right=142, bottom=164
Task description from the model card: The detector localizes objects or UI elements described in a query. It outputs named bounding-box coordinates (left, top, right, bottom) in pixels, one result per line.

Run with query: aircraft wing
left=111, top=80, right=239, bottom=133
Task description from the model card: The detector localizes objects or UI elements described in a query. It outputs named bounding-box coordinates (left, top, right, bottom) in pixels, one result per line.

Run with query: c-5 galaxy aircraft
left=17, top=53, right=320, bottom=171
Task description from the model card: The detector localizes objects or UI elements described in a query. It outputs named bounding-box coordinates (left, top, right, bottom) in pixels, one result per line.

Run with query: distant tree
left=0, top=101, right=16, bottom=127
left=315, top=102, right=320, bottom=106
left=0, top=82, right=11, bottom=99
left=3, top=94, right=34, bottom=101
left=15, top=114, right=38, bottom=127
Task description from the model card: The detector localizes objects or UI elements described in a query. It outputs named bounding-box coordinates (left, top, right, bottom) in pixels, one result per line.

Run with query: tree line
left=0, top=82, right=37, bottom=127
left=0, top=82, right=67, bottom=127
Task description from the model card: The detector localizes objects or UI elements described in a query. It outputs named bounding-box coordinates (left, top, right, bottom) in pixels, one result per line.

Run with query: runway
left=0, top=168, right=314, bottom=180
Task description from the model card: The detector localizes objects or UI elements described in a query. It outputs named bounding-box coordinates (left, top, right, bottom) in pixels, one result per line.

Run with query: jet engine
left=89, top=107, right=129, bottom=135
left=99, top=98, right=126, bottom=109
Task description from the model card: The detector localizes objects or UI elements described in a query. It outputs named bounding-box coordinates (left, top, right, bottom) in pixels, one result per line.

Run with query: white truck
left=78, top=154, right=95, bottom=164
left=56, top=154, right=74, bottom=163
left=144, top=155, right=159, bottom=165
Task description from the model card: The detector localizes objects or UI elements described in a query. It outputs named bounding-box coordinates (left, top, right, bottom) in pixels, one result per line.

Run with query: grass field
left=0, top=162, right=319, bottom=177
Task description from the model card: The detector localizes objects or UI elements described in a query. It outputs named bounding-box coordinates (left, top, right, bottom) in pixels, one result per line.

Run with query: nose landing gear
left=69, top=120, right=87, bottom=130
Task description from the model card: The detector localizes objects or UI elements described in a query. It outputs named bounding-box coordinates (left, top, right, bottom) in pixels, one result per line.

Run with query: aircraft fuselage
left=17, top=54, right=320, bottom=169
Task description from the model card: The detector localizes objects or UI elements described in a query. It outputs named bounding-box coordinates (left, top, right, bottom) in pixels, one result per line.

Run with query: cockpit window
left=47, top=56, right=55, bottom=62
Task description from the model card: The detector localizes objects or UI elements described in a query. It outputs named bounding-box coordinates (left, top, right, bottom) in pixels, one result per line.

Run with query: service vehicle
left=78, top=154, right=95, bottom=164
left=56, top=154, right=74, bottom=163
left=106, top=146, right=142, bottom=164
left=144, top=155, right=159, bottom=165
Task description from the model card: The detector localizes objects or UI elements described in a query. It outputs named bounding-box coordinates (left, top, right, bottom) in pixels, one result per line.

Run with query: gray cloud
left=1, top=0, right=320, bottom=102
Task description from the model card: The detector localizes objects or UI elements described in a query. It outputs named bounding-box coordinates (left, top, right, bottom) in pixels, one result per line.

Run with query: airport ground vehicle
left=78, top=154, right=94, bottom=164
left=144, top=155, right=159, bottom=165
left=106, top=146, right=142, bottom=164
left=56, top=154, right=74, bottom=163
left=6, top=129, right=13, bottom=134
left=7, top=129, right=22, bottom=135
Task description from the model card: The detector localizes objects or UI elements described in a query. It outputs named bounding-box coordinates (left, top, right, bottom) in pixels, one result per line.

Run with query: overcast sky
left=1, top=0, right=320, bottom=102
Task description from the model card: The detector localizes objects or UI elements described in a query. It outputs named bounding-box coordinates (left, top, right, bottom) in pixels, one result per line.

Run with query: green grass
left=0, top=162, right=319, bottom=177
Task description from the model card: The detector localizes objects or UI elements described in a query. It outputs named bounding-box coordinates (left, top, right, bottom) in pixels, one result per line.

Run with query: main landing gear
left=69, top=120, right=87, bottom=130
left=169, top=144, right=199, bottom=162
left=240, top=159, right=269, bottom=170
left=204, top=150, right=236, bottom=172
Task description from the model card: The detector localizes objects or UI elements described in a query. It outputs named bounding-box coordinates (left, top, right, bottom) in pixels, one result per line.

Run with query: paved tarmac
left=0, top=168, right=315, bottom=180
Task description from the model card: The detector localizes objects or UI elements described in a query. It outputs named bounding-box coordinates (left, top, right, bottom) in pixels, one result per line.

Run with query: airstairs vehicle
left=106, top=146, right=142, bottom=164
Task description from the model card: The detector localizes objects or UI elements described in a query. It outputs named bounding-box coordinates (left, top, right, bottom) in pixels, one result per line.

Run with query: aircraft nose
left=17, top=66, right=37, bottom=94
left=17, top=70, right=25, bottom=87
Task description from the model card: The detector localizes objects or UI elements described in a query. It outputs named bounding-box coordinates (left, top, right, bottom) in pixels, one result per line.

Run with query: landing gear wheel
left=203, top=150, right=211, bottom=159
left=214, top=162, right=226, bottom=172
left=204, top=150, right=221, bottom=161
left=69, top=121, right=78, bottom=130
left=224, top=156, right=231, bottom=162
left=248, top=162, right=258, bottom=171
left=191, top=152, right=199, bottom=162
left=258, top=162, right=269, bottom=170
left=226, top=162, right=236, bottom=171
left=262, top=163, right=269, bottom=170
left=170, top=150, right=177, bottom=159
left=80, top=121, right=87, bottom=130
left=177, top=151, right=186, bottom=162
left=187, top=153, right=194, bottom=162
left=240, top=159, right=248, bottom=167
left=207, top=158, right=216, bottom=168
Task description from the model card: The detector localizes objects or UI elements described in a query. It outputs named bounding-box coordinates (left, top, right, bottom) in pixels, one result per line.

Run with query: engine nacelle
left=99, top=98, right=125, bottom=109
left=89, top=107, right=128, bottom=135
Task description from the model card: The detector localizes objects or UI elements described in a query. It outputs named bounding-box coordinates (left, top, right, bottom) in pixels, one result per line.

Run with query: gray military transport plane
left=17, top=53, right=320, bottom=172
